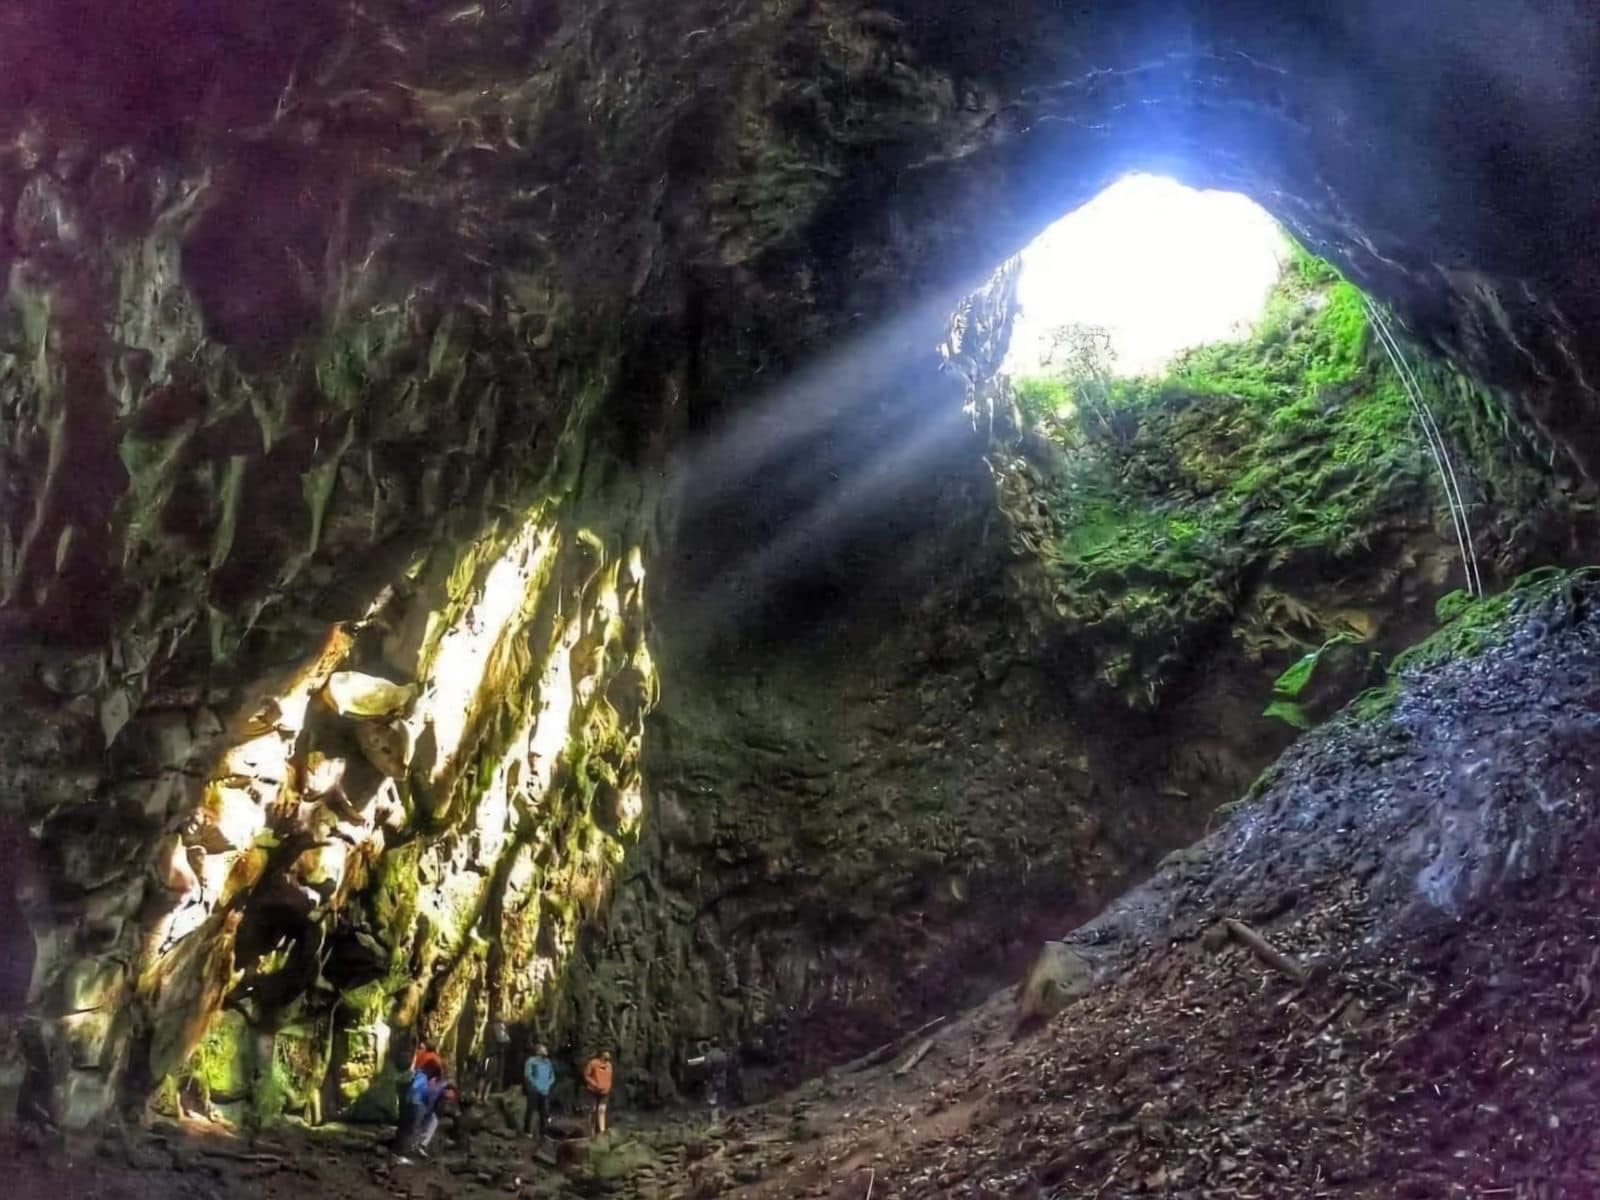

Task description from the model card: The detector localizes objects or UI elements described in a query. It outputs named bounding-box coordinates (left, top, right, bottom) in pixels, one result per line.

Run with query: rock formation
left=2, top=0, right=1598, bottom=1127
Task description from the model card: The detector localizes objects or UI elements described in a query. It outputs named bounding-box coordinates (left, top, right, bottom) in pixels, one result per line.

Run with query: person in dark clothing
left=687, top=1041, right=730, bottom=1122
left=475, top=1018, right=511, bottom=1101
left=522, top=1042, right=555, bottom=1140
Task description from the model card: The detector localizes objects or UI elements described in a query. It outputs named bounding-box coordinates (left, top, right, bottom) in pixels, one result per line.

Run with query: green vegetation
left=1014, top=375, right=1071, bottom=426
left=1003, top=249, right=1431, bottom=703
left=1000, top=244, right=1570, bottom=710
left=1262, top=632, right=1367, bottom=730
left=190, top=1009, right=253, bottom=1103
left=1023, top=249, right=1419, bottom=556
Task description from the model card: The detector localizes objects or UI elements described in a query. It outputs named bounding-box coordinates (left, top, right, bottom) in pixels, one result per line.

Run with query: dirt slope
left=663, top=574, right=1600, bottom=1199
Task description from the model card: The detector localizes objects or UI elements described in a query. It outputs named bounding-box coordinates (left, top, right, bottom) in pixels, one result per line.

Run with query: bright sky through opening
left=1005, top=175, right=1289, bottom=379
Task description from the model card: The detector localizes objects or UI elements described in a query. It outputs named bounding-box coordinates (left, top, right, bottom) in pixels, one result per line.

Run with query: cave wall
left=4, top=0, right=1599, bottom=1124
left=610, top=245, right=1582, bottom=1098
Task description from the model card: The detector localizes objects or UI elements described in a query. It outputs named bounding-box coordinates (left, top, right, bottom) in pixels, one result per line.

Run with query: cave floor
left=10, top=587, right=1600, bottom=1198
left=10, top=863, right=1599, bottom=1200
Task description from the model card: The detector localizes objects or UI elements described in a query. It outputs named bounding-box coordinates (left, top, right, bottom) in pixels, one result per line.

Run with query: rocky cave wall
left=615, top=242, right=1586, bottom=1100
left=3, top=0, right=1600, bottom=1126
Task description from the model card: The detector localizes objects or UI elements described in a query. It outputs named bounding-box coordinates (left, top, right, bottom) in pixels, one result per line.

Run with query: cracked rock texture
left=2, top=0, right=1598, bottom=1124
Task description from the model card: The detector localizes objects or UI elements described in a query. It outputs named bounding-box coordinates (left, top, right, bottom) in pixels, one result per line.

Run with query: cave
left=4, top=2, right=1600, bottom=1196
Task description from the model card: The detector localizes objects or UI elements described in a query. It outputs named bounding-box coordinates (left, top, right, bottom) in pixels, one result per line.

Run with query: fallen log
left=892, top=1037, right=934, bottom=1078
left=1224, top=917, right=1307, bottom=983
left=844, top=1016, right=948, bottom=1074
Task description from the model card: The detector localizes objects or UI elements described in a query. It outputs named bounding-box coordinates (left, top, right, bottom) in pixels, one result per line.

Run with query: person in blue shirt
left=522, top=1043, right=556, bottom=1140
left=394, top=1058, right=453, bottom=1164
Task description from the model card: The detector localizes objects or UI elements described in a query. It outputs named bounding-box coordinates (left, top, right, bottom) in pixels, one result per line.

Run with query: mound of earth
left=647, top=574, right=1600, bottom=1198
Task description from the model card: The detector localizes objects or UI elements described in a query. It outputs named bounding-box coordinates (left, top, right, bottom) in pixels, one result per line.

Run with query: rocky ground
left=8, top=574, right=1600, bottom=1197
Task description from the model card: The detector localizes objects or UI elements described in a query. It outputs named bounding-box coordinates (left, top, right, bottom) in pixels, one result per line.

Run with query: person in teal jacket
left=522, top=1043, right=555, bottom=1139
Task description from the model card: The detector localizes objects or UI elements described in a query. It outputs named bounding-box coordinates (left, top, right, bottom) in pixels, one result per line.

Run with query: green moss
left=1262, top=631, right=1370, bottom=729
left=190, top=1009, right=253, bottom=1103
left=1351, top=567, right=1598, bottom=720
left=1003, top=245, right=1499, bottom=706
left=249, top=1023, right=327, bottom=1126
left=369, top=840, right=422, bottom=956
left=313, top=305, right=413, bottom=412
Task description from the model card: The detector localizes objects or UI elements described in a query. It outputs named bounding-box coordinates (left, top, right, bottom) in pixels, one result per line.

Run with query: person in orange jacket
left=582, top=1050, right=613, bottom=1135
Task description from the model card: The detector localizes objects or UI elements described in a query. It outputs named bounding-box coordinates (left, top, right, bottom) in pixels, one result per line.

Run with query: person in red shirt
left=582, top=1050, right=613, bottom=1134
left=412, top=1040, right=445, bottom=1079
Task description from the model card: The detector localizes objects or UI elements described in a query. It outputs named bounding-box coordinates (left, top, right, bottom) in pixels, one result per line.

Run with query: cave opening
left=1004, top=173, right=1289, bottom=381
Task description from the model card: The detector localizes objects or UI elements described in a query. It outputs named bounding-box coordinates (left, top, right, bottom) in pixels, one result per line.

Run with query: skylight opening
left=1005, top=174, right=1289, bottom=380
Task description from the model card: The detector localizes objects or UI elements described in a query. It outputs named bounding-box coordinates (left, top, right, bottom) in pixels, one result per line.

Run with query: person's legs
left=522, top=1090, right=535, bottom=1135
left=394, top=1101, right=420, bottom=1158
left=483, top=1051, right=501, bottom=1099
left=596, top=1097, right=608, bottom=1134
left=537, top=1092, right=549, bottom=1138
left=417, top=1111, right=439, bottom=1155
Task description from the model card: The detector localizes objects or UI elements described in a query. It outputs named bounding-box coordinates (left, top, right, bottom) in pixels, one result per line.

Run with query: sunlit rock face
left=2, top=0, right=1598, bottom=1124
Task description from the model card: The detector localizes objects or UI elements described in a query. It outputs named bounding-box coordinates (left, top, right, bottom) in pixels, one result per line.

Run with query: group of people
left=392, top=1029, right=733, bottom=1165
left=519, top=1044, right=613, bottom=1139
left=392, top=1037, right=616, bottom=1164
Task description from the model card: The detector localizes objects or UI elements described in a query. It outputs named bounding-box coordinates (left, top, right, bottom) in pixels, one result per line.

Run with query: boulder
left=1015, top=941, right=1094, bottom=1022
left=324, top=673, right=417, bottom=720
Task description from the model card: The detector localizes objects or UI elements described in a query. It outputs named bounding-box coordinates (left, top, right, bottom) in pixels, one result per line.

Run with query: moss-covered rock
left=1351, top=567, right=1600, bottom=721
left=190, top=1009, right=253, bottom=1103
left=255, top=1021, right=329, bottom=1124
left=998, top=249, right=1576, bottom=712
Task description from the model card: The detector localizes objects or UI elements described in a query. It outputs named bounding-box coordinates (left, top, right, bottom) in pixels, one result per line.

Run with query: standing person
left=395, top=1057, right=452, bottom=1164
left=582, top=1050, right=613, bottom=1135
left=475, top=1018, right=511, bottom=1102
left=703, top=1043, right=729, bottom=1123
left=415, top=1076, right=458, bottom=1160
left=522, top=1042, right=555, bottom=1140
